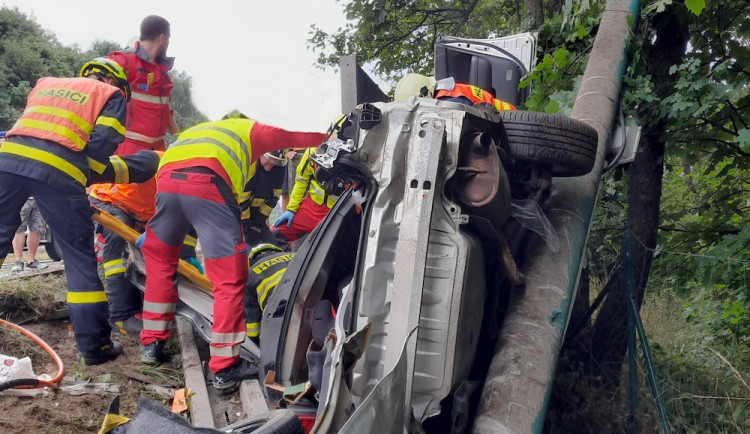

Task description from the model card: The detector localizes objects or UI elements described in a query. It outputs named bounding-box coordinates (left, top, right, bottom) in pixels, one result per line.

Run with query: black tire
left=44, top=234, right=63, bottom=262
left=222, top=409, right=304, bottom=434
left=499, top=110, right=598, bottom=177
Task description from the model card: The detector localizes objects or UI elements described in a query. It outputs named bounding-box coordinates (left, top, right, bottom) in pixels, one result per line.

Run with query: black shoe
left=78, top=341, right=123, bottom=365
left=212, top=359, right=258, bottom=391
left=110, top=315, right=143, bottom=335
left=140, top=340, right=166, bottom=365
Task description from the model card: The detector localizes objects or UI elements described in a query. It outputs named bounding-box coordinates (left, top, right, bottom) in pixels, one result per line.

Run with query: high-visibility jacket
left=90, top=178, right=156, bottom=223
left=245, top=251, right=294, bottom=338
left=158, top=119, right=255, bottom=202
left=1, top=77, right=126, bottom=188
left=7, top=77, right=122, bottom=152
left=287, top=147, right=337, bottom=213
left=89, top=151, right=163, bottom=222
left=108, top=43, right=174, bottom=149
left=435, top=83, right=516, bottom=111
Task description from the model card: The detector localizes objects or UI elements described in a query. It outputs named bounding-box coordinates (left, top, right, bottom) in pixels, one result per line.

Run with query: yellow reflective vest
left=158, top=119, right=256, bottom=202
left=287, top=147, right=337, bottom=213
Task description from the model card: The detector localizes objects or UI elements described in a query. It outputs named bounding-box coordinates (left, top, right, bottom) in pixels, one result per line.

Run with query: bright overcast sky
left=1, top=0, right=356, bottom=132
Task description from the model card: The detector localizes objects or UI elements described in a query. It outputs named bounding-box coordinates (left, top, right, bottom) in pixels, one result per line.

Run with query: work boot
left=77, top=341, right=123, bottom=366
left=10, top=261, right=23, bottom=273
left=212, top=359, right=259, bottom=391
left=25, top=260, right=48, bottom=270
left=140, top=340, right=166, bottom=365
left=110, top=315, right=143, bottom=335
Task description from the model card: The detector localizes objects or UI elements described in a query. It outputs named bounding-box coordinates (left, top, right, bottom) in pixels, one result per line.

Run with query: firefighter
left=0, top=57, right=131, bottom=365
left=89, top=151, right=199, bottom=336
left=137, top=114, right=326, bottom=390
left=244, top=243, right=294, bottom=343
left=272, top=147, right=339, bottom=247
left=241, top=150, right=287, bottom=247
left=434, top=79, right=516, bottom=111
left=108, top=15, right=179, bottom=155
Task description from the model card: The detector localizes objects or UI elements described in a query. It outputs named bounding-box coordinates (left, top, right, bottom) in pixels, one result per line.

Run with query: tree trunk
left=525, top=0, right=544, bottom=29
left=546, top=0, right=565, bottom=17
left=589, top=7, right=691, bottom=386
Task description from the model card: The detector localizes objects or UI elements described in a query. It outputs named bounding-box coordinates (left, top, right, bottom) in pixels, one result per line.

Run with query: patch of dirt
left=0, top=320, right=184, bottom=433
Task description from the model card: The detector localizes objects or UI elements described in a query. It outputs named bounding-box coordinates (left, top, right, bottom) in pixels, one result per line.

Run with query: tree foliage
left=308, top=0, right=522, bottom=81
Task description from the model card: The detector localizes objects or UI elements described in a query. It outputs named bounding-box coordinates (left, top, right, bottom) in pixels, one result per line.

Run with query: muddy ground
left=0, top=254, right=243, bottom=433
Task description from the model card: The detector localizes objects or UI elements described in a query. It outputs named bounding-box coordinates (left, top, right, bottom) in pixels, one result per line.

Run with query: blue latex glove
left=274, top=210, right=296, bottom=228
left=184, top=257, right=204, bottom=274
left=135, top=232, right=146, bottom=249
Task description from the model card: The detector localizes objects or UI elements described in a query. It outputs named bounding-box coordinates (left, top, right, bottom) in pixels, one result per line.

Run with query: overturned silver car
left=259, top=98, right=597, bottom=433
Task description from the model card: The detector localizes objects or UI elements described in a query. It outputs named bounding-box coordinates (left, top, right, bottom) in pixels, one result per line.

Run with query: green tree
left=168, top=70, right=209, bottom=135
left=308, top=0, right=522, bottom=81
left=0, top=7, right=81, bottom=129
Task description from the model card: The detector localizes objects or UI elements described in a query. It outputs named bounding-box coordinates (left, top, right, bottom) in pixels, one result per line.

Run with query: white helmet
left=394, top=73, right=436, bottom=101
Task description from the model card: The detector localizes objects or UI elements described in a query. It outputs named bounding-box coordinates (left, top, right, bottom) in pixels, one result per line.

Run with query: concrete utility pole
left=472, top=1, right=640, bottom=432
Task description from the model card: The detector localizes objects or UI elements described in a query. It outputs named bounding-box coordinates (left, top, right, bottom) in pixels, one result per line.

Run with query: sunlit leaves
left=684, top=0, right=706, bottom=16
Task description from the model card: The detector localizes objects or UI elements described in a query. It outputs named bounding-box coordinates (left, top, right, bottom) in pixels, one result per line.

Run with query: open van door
left=434, top=32, right=537, bottom=106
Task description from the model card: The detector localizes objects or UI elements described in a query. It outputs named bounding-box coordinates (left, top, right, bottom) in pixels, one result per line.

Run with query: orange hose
left=0, top=318, right=64, bottom=389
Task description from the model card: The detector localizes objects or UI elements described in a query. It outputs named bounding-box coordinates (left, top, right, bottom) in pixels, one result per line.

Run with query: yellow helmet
left=248, top=243, right=283, bottom=265
left=80, top=57, right=131, bottom=102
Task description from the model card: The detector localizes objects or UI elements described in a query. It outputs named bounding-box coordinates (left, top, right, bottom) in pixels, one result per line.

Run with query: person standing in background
left=10, top=197, right=48, bottom=272
left=108, top=15, right=178, bottom=155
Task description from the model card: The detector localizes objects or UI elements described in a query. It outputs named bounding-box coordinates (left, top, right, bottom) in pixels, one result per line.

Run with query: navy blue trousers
left=0, top=171, right=111, bottom=353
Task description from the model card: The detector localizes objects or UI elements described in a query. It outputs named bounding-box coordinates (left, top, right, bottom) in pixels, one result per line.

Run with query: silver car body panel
left=315, top=98, right=496, bottom=428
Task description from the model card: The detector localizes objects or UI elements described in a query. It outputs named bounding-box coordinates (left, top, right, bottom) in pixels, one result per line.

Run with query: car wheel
left=499, top=111, right=599, bottom=177
left=221, top=409, right=304, bottom=433
left=45, top=234, right=64, bottom=262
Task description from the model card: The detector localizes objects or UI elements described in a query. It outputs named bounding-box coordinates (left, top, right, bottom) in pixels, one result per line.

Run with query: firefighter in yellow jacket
left=243, top=243, right=293, bottom=343
left=0, top=58, right=132, bottom=365
left=272, top=147, right=338, bottom=246
left=138, top=115, right=326, bottom=390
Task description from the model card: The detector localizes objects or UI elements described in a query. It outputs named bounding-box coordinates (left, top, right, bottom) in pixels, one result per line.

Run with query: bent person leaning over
left=138, top=114, right=326, bottom=390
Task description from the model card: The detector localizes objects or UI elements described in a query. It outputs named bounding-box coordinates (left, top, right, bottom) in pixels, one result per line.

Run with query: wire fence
left=627, top=230, right=750, bottom=433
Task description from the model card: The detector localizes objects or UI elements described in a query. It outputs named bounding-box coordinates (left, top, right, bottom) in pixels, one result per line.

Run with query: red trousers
left=272, top=196, right=331, bottom=244
left=140, top=168, right=248, bottom=373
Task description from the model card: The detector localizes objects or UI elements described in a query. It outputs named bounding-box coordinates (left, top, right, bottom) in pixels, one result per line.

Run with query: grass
left=0, top=272, right=66, bottom=323
left=546, top=285, right=750, bottom=433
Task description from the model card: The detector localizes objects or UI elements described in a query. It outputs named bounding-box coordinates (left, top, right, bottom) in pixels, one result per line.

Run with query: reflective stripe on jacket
left=108, top=43, right=174, bottom=144
left=287, top=148, right=337, bottom=213
left=245, top=251, right=294, bottom=337
left=158, top=119, right=255, bottom=201
left=6, top=77, right=122, bottom=151
left=240, top=162, right=285, bottom=221
left=435, top=83, right=516, bottom=111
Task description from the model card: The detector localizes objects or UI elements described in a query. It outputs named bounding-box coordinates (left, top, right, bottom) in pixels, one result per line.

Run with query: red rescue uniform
left=140, top=118, right=325, bottom=373
left=109, top=42, right=174, bottom=154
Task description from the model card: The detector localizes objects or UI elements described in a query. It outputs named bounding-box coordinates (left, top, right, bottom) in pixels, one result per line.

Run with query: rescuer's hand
left=274, top=211, right=296, bottom=228
left=135, top=232, right=146, bottom=249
